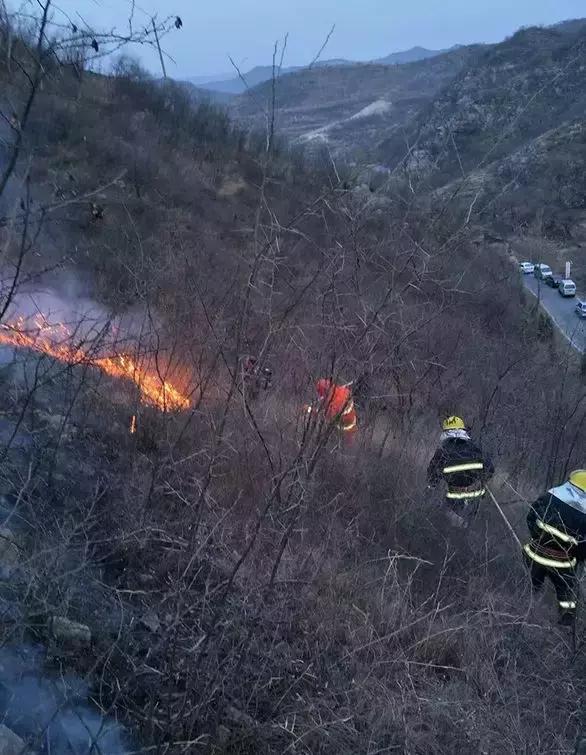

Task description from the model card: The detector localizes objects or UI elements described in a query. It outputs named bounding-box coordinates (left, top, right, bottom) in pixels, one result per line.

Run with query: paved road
left=522, top=275, right=585, bottom=353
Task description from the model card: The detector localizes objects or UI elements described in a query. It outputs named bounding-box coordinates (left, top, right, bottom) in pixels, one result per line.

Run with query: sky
left=9, top=0, right=586, bottom=79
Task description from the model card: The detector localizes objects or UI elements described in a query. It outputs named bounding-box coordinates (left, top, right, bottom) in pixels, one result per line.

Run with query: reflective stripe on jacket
left=443, top=462, right=484, bottom=474
left=524, top=542, right=577, bottom=570
left=446, top=485, right=486, bottom=500
left=428, top=437, right=493, bottom=495
left=339, top=399, right=357, bottom=431
left=527, top=492, right=586, bottom=564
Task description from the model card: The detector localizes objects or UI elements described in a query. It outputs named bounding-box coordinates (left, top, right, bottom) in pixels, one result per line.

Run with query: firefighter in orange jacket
left=310, top=378, right=357, bottom=435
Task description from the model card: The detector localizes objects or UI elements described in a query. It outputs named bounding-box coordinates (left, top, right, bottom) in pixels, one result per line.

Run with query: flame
left=0, top=313, right=190, bottom=412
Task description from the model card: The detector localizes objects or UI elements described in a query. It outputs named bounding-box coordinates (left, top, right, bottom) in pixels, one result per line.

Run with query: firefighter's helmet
left=443, top=416, right=466, bottom=431
left=569, top=470, right=586, bottom=493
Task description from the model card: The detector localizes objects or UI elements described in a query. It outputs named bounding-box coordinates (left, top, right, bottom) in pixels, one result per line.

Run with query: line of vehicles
left=519, top=261, right=586, bottom=319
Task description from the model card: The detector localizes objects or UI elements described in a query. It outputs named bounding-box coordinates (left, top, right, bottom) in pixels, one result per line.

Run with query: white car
left=519, top=262, right=534, bottom=274
left=558, top=279, right=576, bottom=297
left=576, top=300, right=586, bottom=319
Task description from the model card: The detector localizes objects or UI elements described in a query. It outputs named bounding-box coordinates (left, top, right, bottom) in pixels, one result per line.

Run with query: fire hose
left=486, top=486, right=522, bottom=549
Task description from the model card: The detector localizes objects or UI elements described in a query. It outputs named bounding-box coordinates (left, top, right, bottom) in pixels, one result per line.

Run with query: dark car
left=545, top=274, right=563, bottom=289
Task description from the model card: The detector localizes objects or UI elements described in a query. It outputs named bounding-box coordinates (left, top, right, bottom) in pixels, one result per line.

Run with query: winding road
left=522, top=275, right=585, bottom=354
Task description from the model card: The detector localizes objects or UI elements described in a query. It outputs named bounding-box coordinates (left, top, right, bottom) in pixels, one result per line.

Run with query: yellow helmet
left=569, top=470, right=586, bottom=493
left=443, top=416, right=466, bottom=431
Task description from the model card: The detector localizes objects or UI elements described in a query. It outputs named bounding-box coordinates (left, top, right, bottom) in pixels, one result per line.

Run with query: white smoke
left=1, top=283, right=165, bottom=365
left=0, top=278, right=193, bottom=411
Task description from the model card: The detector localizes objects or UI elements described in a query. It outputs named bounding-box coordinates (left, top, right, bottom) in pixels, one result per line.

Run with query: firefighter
left=309, top=378, right=357, bottom=436
left=427, top=416, right=494, bottom=528
left=242, top=356, right=272, bottom=395
left=260, top=365, right=273, bottom=391
left=523, top=470, right=586, bottom=626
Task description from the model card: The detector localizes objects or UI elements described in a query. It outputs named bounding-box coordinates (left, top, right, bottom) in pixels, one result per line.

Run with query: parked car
left=519, top=261, right=534, bottom=274
left=545, top=274, right=563, bottom=288
left=558, top=279, right=576, bottom=297
left=576, top=300, right=586, bottom=318
left=534, top=263, right=553, bottom=281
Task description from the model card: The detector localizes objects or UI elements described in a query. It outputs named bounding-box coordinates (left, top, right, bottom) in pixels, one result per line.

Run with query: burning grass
left=0, top=312, right=190, bottom=412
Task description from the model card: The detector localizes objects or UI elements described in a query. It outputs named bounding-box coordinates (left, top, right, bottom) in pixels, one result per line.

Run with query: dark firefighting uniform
left=524, top=484, right=586, bottom=623
left=427, top=434, right=494, bottom=523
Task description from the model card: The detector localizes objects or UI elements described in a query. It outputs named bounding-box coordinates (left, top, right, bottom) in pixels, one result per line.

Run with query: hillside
left=381, top=25, right=586, bottom=181
left=232, top=45, right=482, bottom=157
left=0, top=7, right=584, bottom=755
left=432, top=121, right=586, bottom=280
left=379, top=24, right=586, bottom=276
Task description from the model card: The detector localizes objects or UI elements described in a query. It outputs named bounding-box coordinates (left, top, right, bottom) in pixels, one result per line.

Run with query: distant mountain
left=232, top=46, right=481, bottom=156
left=190, top=47, right=450, bottom=96
left=190, top=20, right=586, bottom=96
left=190, top=59, right=355, bottom=96
left=195, top=65, right=296, bottom=95
left=376, top=46, right=446, bottom=65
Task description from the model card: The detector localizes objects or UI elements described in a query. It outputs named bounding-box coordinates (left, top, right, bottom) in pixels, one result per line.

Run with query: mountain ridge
left=189, top=46, right=447, bottom=95
left=377, top=45, right=448, bottom=65
left=184, top=17, right=586, bottom=96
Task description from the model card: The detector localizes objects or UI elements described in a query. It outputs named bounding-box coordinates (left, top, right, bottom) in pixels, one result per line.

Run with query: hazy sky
left=11, top=0, right=586, bottom=78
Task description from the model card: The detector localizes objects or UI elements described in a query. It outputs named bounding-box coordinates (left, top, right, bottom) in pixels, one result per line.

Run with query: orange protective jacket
left=315, top=379, right=357, bottom=432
